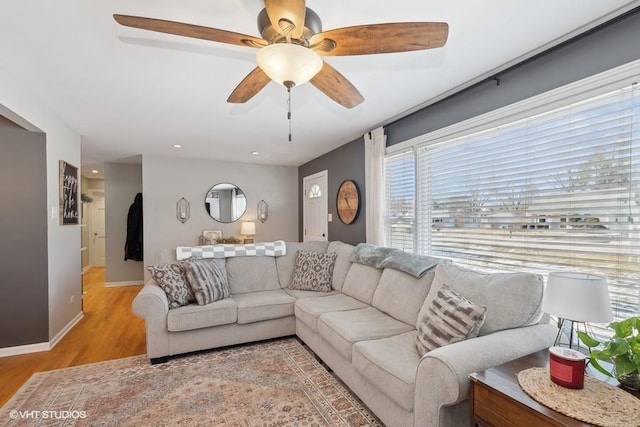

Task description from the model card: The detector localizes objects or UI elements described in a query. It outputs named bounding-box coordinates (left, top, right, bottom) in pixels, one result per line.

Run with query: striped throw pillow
left=183, top=259, right=230, bottom=305
left=416, top=284, right=487, bottom=356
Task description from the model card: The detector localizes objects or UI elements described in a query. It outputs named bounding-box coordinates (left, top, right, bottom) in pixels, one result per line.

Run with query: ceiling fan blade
left=310, top=62, right=363, bottom=109
left=113, top=14, right=267, bottom=48
left=310, top=22, right=448, bottom=56
left=227, top=67, right=272, bottom=103
left=263, top=0, right=306, bottom=39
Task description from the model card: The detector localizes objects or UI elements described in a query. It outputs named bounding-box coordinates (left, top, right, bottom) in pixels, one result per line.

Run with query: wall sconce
left=257, top=200, right=268, bottom=223
left=176, top=197, right=190, bottom=223
left=240, top=221, right=256, bottom=243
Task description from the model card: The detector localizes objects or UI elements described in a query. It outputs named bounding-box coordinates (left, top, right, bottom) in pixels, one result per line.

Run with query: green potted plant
left=578, top=316, right=640, bottom=390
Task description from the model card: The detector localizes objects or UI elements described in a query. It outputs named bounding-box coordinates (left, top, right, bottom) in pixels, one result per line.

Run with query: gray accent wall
left=1, top=64, right=82, bottom=349
left=0, top=116, right=48, bottom=347
left=104, top=162, right=144, bottom=285
left=297, top=8, right=640, bottom=250
left=142, top=155, right=298, bottom=279
left=298, top=137, right=366, bottom=245
left=386, top=7, right=640, bottom=146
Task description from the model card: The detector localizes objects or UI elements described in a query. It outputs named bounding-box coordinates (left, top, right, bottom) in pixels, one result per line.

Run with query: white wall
left=143, top=155, right=299, bottom=273
left=104, top=162, right=144, bottom=285
left=0, top=69, right=82, bottom=342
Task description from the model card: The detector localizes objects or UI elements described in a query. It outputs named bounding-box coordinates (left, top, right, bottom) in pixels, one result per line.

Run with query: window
left=385, top=149, right=415, bottom=251
left=309, top=183, right=322, bottom=199
left=386, top=82, right=640, bottom=325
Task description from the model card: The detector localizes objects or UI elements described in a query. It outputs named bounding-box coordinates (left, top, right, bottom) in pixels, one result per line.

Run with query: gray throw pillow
left=289, top=250, right=338, bottom=292
left=183, top=259, right=230, bottom=305
left=147, top=264, right=195, bottom=309
left=416, top=283, right=487, bottom=356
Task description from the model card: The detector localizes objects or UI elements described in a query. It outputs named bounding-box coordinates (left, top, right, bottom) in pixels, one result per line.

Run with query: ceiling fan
left=114, top=0, right=448, bottom=109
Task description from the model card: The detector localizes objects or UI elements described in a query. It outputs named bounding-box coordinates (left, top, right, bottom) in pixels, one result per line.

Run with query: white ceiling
left=2, top=1, right=638, bottom=176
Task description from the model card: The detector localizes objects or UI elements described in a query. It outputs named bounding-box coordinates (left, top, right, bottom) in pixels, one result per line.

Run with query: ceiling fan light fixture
left=256, top=43, right=323, bottom=87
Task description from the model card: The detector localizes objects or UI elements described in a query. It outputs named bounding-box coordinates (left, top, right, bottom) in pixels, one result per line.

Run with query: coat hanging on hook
left=124, top=193, right=143, bottom=261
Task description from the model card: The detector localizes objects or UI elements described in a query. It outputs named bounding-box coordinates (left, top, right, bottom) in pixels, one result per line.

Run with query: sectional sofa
left=133, top=241, right=556, bottom=427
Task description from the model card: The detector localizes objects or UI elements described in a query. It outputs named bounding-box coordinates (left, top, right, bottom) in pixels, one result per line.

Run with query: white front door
left=90, top=191, right=106, bottom=267
left=303, top=171, right=328, bottom=242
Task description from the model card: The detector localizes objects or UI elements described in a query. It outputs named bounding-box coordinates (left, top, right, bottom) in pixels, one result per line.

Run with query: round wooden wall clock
left=336, top=180, right=361, bottom=224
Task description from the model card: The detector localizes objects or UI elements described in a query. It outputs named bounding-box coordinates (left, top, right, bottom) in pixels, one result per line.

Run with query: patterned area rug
left=1, top=338, right=382, bottom=426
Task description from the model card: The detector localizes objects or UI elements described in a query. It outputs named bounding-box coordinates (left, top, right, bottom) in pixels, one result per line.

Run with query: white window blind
left=388, top=84, right=640, bottom=323
left=385, top=149, right=415, bottom=252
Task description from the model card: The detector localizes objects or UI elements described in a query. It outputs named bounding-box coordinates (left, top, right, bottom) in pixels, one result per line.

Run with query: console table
left=469, top=349, right=639, bottom=427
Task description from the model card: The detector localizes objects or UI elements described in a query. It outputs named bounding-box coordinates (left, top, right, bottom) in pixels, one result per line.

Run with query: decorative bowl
left=617, top=372, right=640, bottom=391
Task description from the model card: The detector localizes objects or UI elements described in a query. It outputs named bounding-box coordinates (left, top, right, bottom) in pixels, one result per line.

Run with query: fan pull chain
left=286, top=82, right=293, bottom=142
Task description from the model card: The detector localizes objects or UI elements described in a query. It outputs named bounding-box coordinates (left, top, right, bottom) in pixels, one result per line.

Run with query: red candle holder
left=549, top=346, right=586, bottom=389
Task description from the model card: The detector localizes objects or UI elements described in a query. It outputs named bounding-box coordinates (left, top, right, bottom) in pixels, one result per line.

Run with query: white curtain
left=364, top=126, right=387, bottom=246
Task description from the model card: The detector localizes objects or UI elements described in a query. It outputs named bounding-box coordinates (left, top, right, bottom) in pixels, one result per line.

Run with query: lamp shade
left=542, top=272, right=613, bottom=323
left=240, top=221, right=256, bottom=236
left=256, top=43, right=323, bottom=87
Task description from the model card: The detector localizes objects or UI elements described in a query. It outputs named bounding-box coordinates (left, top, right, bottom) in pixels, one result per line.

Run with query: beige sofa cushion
left=353, top=331, right=420, bottom=412
left=275, top=242, right=330, bottom=288
left=421, top=261, right=544, bottom=335
left=341, top=263, right=383, bottom=304
left=295, top=293, right=367, bottom=332
left=285, top=289, right=337, bottom=299
left=371, top=267, right=436, bottom=326
left=327, top=241, right=355, bottom=291
left=317, top=307, right=414, bottom=360
left=226, top=256, right=280, bottom=294
left=167, top=298, right=237, bottom=331
left=233, top=290, right=296, bottom=324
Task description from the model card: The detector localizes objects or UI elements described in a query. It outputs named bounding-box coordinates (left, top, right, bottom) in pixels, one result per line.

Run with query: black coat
left=124, top=193, right=143, bottom=261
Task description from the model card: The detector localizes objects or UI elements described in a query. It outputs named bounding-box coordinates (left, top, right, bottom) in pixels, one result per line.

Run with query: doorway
left=302, top=170, right=328, bottom=242
left=89, top=190, right=106, bottom=267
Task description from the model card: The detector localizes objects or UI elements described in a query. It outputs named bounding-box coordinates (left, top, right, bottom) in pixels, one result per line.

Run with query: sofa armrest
left=132, top=281, right=171, bottom=360
left=414, top=322, right=556, bottom=426
left=132, top=281, right=169, bottom=317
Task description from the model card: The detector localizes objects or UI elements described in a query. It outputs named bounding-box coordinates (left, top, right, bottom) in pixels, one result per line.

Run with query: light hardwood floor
left=0, top=268, right=146, bottom=407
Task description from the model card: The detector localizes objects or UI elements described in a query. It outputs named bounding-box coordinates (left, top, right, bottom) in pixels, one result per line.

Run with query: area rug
left=1, top=338, right=382, bottom=426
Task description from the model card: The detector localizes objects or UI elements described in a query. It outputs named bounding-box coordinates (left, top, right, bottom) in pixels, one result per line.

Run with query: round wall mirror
left=205, top=183, right=247, bottom=223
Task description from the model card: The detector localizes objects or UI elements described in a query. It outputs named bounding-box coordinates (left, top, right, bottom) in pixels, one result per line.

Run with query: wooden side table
left=468, top=349, right=639, bottom=427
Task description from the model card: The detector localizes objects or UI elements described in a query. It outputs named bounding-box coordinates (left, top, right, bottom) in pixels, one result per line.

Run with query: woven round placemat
left=518, top=367, right=640, bottom=427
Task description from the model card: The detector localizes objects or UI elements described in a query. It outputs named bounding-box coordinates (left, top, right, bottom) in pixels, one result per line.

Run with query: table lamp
left=240, top=221, right=256, bottom=244
left=542, top=272, right=613, bottom=348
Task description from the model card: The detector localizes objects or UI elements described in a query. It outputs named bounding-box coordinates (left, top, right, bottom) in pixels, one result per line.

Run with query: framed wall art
left=59, top=160, right=79, bottom=225
left=201, top=229, right=223, bottom=245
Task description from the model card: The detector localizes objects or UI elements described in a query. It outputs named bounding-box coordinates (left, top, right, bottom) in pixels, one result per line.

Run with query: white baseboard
left=0, top=311, right=84, bottom=358
left=50, top=312, right=84, bottom=349
left=104, top=280, right=144, bottom=287
left=0, top=342, right=50, bottom=358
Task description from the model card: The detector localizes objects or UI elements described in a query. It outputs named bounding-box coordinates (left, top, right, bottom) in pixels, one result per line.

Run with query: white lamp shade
left=240, top=221, right=256, bottom=236
left=256, top=43, right=323, bottom=87
left=542, top=272, right=613, bottom=323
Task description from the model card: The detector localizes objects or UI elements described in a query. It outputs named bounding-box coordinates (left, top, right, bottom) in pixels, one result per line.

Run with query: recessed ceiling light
left=91, top=170, right=99, bottom=174
left=251, top=151, right=259, bottom=155
left=173, top=144, right=182, bottom=148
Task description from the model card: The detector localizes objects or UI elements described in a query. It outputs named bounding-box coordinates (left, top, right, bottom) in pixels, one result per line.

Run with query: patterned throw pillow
left=147, top=264, right=195, bottom=309
left=182, top=259, right=230, bottom=305
left=415, top=284, right=487, bottom=356
left=289, top=250, right=338, bottom=292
